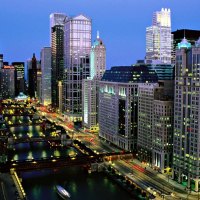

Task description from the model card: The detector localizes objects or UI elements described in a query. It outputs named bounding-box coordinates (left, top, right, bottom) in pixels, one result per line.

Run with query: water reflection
left=22, top=168, right=133, bottom=200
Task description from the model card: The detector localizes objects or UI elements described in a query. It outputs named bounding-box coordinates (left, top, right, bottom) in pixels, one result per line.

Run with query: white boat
left=56, top=185, right=71, bottom=199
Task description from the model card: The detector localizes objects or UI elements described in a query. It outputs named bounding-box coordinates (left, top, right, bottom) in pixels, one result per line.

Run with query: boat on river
left=56, top=185, right=71, bottom=199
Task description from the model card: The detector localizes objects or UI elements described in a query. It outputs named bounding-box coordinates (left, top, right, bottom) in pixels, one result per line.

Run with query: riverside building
left=173, top=37, right=200, bottom=191
left=137, top=83, right=173, bottom=172
left=98, top=66, right=158, bottom=151
left=82, top=32, right=106, bottom=132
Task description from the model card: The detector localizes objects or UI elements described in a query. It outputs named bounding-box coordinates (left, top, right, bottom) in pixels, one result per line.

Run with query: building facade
left=12, top=62, right=25, bottom=96
left=0, top=54, right=3, bottom=69
left=82, top=33, right=106, bottom=131
left=90, top=32, right=106, bottom=80
left=41, top=47, right=52, bottom=106
left=50, top=13, right=66, bottom=109
left=1, top=65, right=15, bottom=99
left=137, top=83, right=173, bottom=172
left=173, top=37, right=200, bottom=191
left=28, top=53, right=38, bottom=98
left=171, top=29, right=200, bottom=64
left=98, top=66, right=158, bottom=151
left=146, top=8, right=172, bottom=64
left=0, top=54, right=3, bottom=99
left=64, top=14, right=91, bottom=123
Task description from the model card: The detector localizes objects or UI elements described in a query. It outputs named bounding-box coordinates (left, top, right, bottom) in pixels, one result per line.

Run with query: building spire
left=97, top=30, right=100, bottom=39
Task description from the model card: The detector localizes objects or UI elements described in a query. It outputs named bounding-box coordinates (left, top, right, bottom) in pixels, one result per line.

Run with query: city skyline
left=0, top=0, right=200, bottom=68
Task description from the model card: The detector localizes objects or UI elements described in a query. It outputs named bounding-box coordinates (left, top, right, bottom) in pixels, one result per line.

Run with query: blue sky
left=0, top=0, right=200, bottom=69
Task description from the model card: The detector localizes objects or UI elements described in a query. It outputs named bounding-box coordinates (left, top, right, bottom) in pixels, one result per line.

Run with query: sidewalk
left=0, top=173, right=20, bottom=200
left=131, top=159, right=199, bottom=199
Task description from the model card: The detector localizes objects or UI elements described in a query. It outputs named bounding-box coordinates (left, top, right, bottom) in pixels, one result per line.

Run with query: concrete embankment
left=0, top=172, right=23, bottom=200
left=10, top=169, right=27, bottom=200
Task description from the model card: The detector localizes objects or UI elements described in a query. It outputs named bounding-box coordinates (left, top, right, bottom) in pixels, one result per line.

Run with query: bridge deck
left=0, top=152, right=132, bottom=172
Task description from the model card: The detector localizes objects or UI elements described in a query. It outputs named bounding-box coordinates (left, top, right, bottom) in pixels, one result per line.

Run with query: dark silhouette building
left=50, top=13, right=66, bottom=109
left=28, top=53, right=37, bottom=98
left=12, top=62, right=25, bottom=96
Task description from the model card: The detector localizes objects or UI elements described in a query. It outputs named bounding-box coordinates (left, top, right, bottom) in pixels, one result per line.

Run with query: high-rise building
left=137, top=83, right=173, bottom=172
left=82, top=78, right=98, bottom=132
left=37, top=69, right=42, bottom=101
left=0, top=54, right=3, bottom=69
left=50, top=13, right=66, bottom=109
left=41, top=47, right=52, bottom=106
left=82, top=33, right=106, bottom=132
left=99, top=66, right=158, bottom=151
left=0, top=54, right=3, bottom=99
left=64, top=14, right=92, bottom=123
left=12, top=62, right=25, bottom=96
left=90, top=32, right=106, bottom=80
left=171, top=29, right=200, bottom=64
left=173, top=37, right=200, bottom=191
left=28, top=53, right=37, bottom=98
left=146, top=8, right=172, bottom=64
left=1, top=65, right=15, bottom=99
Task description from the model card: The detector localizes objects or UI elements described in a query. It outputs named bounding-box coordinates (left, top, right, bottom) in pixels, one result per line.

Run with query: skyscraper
left=64, top=14, right=91, bottom=123
left=12, top=62, right=25, bottom=96
left=173, top=38, right=200, bottom=191
left=0, top=54, right=3, bottom=99
left=146, top=8, right=172, bottom=64
left=0, top=54, right=3, bottom=69
left=90, top=32, right=106, bottom=80
left=41, top=47, right=52, bottom=106
left=82, top=33, right=106, bottom=132
left=28, top=53, right=37, bottom=98
left=1, top=65, right=15, bottom=99
left=171, top=29, right=200, bottom=64
left=99, top=66, right=158, bottom=150
left=137, top=83, right=173, bottom=171
left=50, top=13, right=66, bottom=109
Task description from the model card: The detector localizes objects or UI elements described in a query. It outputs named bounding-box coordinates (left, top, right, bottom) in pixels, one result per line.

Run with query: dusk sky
left=0, top=0, right=200, bottom=69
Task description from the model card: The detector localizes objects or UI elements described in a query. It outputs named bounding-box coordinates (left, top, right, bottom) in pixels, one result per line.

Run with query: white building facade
left=146, top=8, right=172, bottom=64
left=99, top=81, right=138, bottom=150
left=82, top=34, right=106, bottom=132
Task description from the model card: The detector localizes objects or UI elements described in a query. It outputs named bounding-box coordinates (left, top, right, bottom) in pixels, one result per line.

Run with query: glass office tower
left=50, top=13, right=66, bottom=109
left=64, top=14, right=91, bottom=122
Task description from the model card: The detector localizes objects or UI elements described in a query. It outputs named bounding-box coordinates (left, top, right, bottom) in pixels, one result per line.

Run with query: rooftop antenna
left=97, top=30, right=100, bottom=39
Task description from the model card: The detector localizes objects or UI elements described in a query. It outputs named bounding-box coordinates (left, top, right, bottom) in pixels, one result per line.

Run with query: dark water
left=21, top=167, right=134, bottom=200
left=8, top=116, right=134, bottom=200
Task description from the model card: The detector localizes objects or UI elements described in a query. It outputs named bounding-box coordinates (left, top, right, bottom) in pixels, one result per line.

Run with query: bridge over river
left=0, top=152, right=133, bottom=172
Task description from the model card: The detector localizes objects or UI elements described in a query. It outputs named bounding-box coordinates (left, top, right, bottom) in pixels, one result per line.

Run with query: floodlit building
left=137, top=83, right=173, bottom=172
left=41, top=47, right=52, bottom=106
left=146, top=8, right=172, bottom=64
left=82, top=33, right=106, bottom=132
left=173, top=37, right=200, bottom=191
left=99, top=66, right=158, bottom=151
left=171, top=29, right=200, bottom=64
